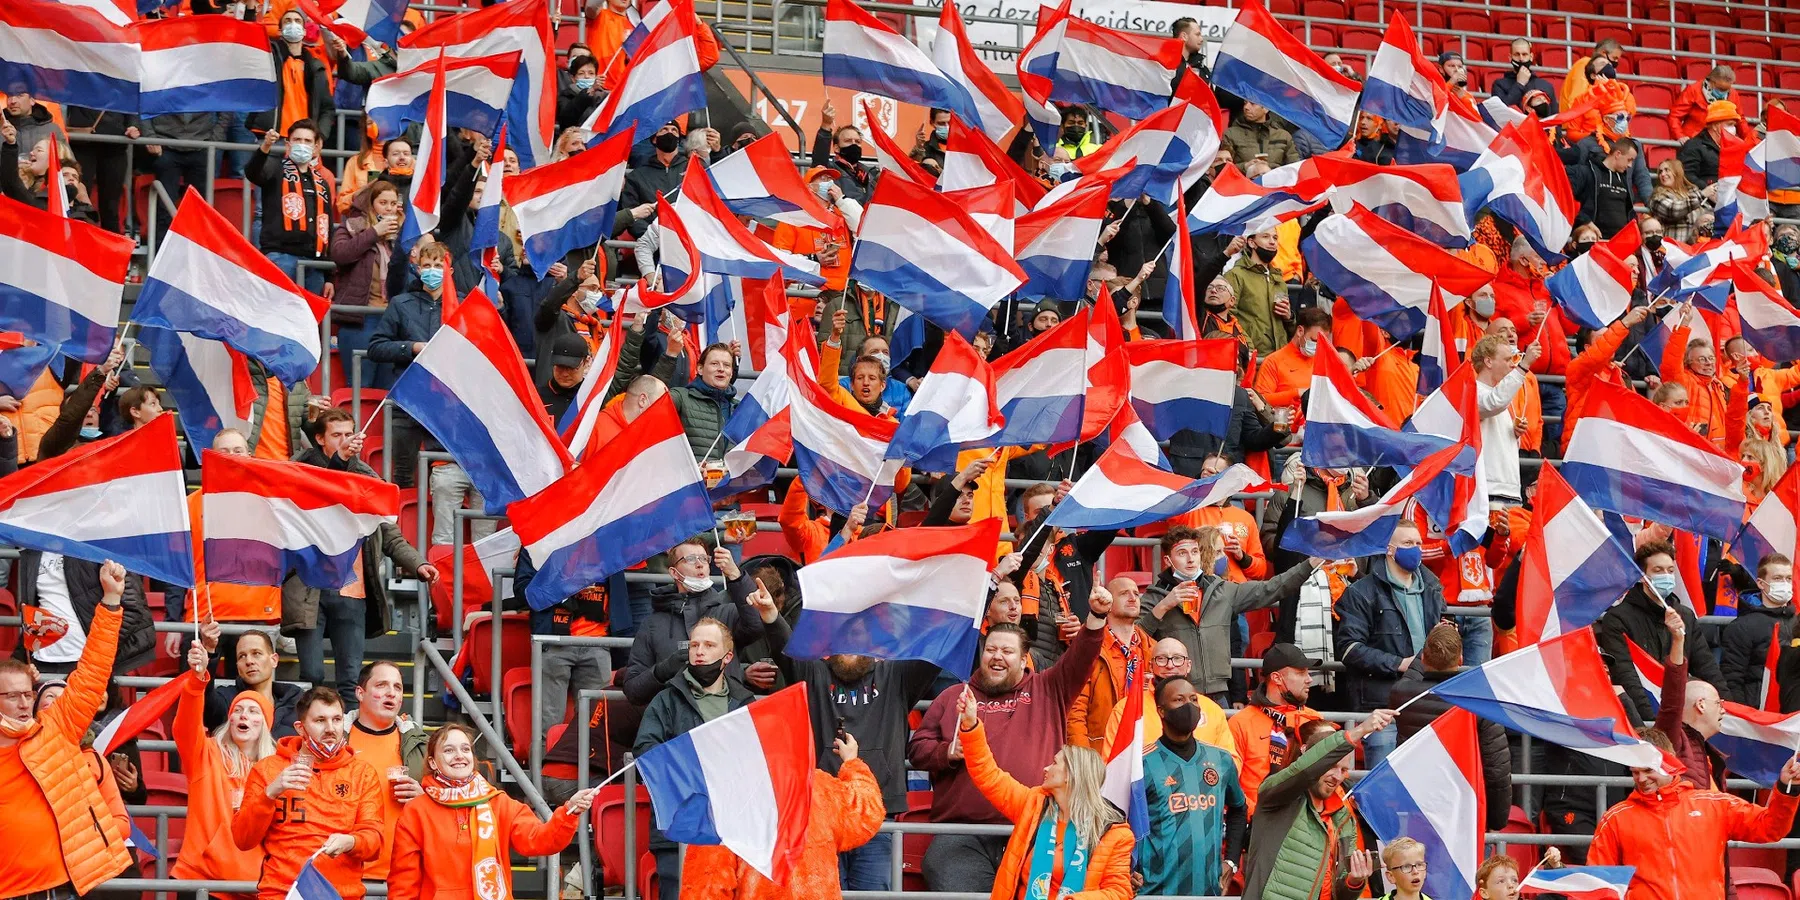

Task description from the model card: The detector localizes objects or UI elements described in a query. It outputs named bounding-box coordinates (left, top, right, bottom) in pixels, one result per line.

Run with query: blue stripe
left=504, top=72, right=542, bottom=169
left=1365, top=201, right=1466, bottom=250
left=1047, top=69, right=1170, bottom=123
left=1393, top=130, right=1481, bottom=173
left=522, top=201, right=620, bottom=277
left=822, top=55, right=980, bottom=130
left=1711, top=732, right=1792, bottom=786
left=1132, top=397, right=1230, bottom=443
left=1483, top=195, right=1567, bottom=265
left=886, top=409, right=956, bottom=468
left=974, top=393, right=1082, bottom=449
left=202, top=537, right=286, bottom=586
left=635, top=730, right=722, bottom=843
left=1300, top=420, right=1456, bottom=472
left=720, top=196, right=804, bottom=221
left=368, top=94, right=507, bottom=144
left=0, top=284, right=116, bottom=364
left=849, top=242, right=994, bottom=340
left=1431, top=673, right=1640, bottom=749
left=0, top=524, right=194, bottom=588
left=1560, top=461, right=1744, bottom=542
left=1048, top=466, right=1255, bottom=531
left=1742, top=322, right=1800, bottom=365
left=132, top=279, right=317, bottom=384
left=1768, top=155, right=1800, bottom=192
left=527, top=486, right=716, bottom=610
left=1357, top=77, right=1437, bottom=132
left=388, top=365, right=529, bottom=511
left=1352, top=759, right=1476, bottom=900
left=787, top=603, right=981, bottom=680
left=1210, top=56, right=1351, bottom=146
left=1546, top=263, right=1607, bottom=331
left=0, top=63, right=138, bottom=115
left=138, top=78, right=276, bottom=117
left=0, top=343, right=57, bottom=398
left=599, top=75, right=708, bottom=142
left=1551, top=543, right=1642, bottom=635
left=140, top=326, right=226, bottom=455
left=1277, top=509, right=1403, bottom=560
left=359, top=0, right=409, bottom=47
left=1017, top=253, right=1091, bottom=302
left=791, top=442, right=896, bottom=518
left=1301, top=233, right=1428, bottom=340
left=707, top=455, right=777, bottom=504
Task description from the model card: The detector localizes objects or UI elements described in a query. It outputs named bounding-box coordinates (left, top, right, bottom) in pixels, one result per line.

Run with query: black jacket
left=1677, top=130, right=1723, bottom=188
left=1719, top=601, right=1793, bottom=707
left=15, top=553, right=156, bottom=675
left=1566, top=153, right=1638, bottom=237
left=244, top=148, right=332, bottom=258
left=621, top=580, right=767, bottom=706
left=555, top=85, right=604, bottom=133
left=247, top=41, right=335, bottom=142
left=367, top=290, right=446, bottom=377
left=1389, top=669, right=1512, bottom=830
left=1596, top=584, right=1725, bottom=721
left=618, top=151, right=688, bottom=238
left=1167, top=387, right=1283, bottom=477
left=1488, top=66, right=1559, bottom=113
left=1333, top=564, right=1446, bottom=711
left=808, top=128, right=875, bottom=206
left=783, top=654, right=940, bottom=817
left=632, top=669, right=757, bottom=850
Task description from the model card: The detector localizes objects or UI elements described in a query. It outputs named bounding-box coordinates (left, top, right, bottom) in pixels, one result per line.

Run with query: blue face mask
left=1648, top=573, right=1680, bottom=597
left=419, top=267, right=444, bottom=290
left=1705, top=85, right=1729, bottom=102
left=1213, top=556, right=1230, bottom=576
left=574, top=76, right=595, bottom=91
left=1392, top=545, right=1423, bottom=572
left=934, top=124, right=949, bottom=141
left=79, top=426, right=103, bottom=441
left=1047, top=162, right=1072, bottom=181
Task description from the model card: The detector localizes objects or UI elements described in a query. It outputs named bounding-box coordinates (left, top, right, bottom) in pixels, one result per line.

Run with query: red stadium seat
left=1685, top=60, right=1715, bottom=82
left=1636, top=29, right=1674, bottom=52
left=1591, top=24, right=1632, bottom=47
left=1347, top=1, right=1378, bottom=24
left=464, top=610, right=531, bottom=695
left=1300, top=0, right=1346, bottom=20
left=1538, top=18, right=1586, bottom=45
left=1681, top=33, right=1718, bottom=56
left=1781, top=69, right=1800, bottom=92
left=1636, top=57, right=1679, bottom=81
left=1490, top=12, right=1526, bottom=38
left=1735, top=39, right=1775, bottom=61
left=899, top=794, right=935, bottom=893
left=1633, top=83, right=1674, bottom=111
left=1730, top=847, right=1787, bottom=876
left=0, top=587, right=17, bottom=655
left=1495, top=806, right=1540, bottom=873
left=1416, top=7, right=1446, bottom=31
left=1339, top=28, right=1381, bottom=53
left=1556, top=0, right=1595, bottom=14
left=1266, top=0, right=1297, bottom=14
left=1631, top=116, right=1671, bottom=142
left=593, top=785, right=654, bottom=889
left=1690, top=9, right=1731, bottom=29
left=1731, top=867, right=1790, bottom=900
left=1449, top=12, right=1490, bottom=34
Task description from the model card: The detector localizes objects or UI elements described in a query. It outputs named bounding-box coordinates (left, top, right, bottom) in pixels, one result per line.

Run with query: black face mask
left=1572, top=240, right=1596, bottom=257
left=1161, top=702, right=1201, bottom=736
left=837, top=144, right=863, bottom=165
left=1204, top=297, right=1229, bottom=311
left=1512, top=59, right=1533, bottom=71
left=1062, top=125, right=1086, bottom=144
left=1254, top=245, right=1279, bottom=264
left=1529, top=101, right=1552, bottom=119
left=687, top=658, right=724, bottom=686
left=653, top=132, right=681, bottom=153
left=1643, top=235, right=1663, bottom=253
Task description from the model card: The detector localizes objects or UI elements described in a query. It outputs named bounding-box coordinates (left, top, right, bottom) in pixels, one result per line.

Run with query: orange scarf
left=424, top=774, right=509, bottom=900
left=278, top=157, right=330, bottom=255
left=278, top=54, right=310, bottom=134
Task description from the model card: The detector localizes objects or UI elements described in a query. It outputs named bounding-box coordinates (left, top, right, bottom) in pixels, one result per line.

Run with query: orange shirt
left=1252, top=342, right=1312, bottom=409
left=234, top=737, right=386, bottom=900
left=187, top=491, right=282, bottom=623
left=256, top=379, right=289, bottom=461
left=1329, top=310, right=1383, bottom=360
left=347, top=724, right=406, bottom=881
left=1662, top=325, right=1729, bottom=449
left=771, top=214, right=852, bottom=292
left=0, top=743, right=71, bottom=896
left=1359, top=348, right=1418, bottom=422
left=171, top=674, right=266, bottom=883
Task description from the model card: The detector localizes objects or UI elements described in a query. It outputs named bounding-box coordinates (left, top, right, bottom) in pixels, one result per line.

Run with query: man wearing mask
left=620, top=122, right=687, bottom=238
left=1596, top=540, right=1726, bottom=721
left=1224, top=101, right=1296, bottom=168
left=1053, top=107, right=1101, bottom=160
left=1139, top=675, right=1248, bottom=897
left=1226, top=228, right=1292, bottom=356
left=247, top=119, right=333, bottom=293
left=1242, top=710, right=1396, bottom=900
left=1561, top=38, right=1624, bottom=109
left=368, top=240, right=451, bottom=490
left=770, top=168, right=859, bottom=313
left=1677, top=101, right=1741, bottom=188
left=1102, top=637, right=1238, bottom=761
left=1253, top=307, right=1329, bottom=411
left=622, top=539, right=767, bottom=705
left=1437, top=51, right=1472, bottom=103
left=1490, top=39, right=1559, bottom=114
left=811, top=100, right=876, bottom=205
left=914, top=107, right=950, bottom=166
left=1228, top=643, right=1323, bottom=816
left=1722, top=554, right=1793, bottom=708
left=1773, top=224, right=1800, bottom=304
left=1334, top=519, right=1445, bottom=767
left=1669, top=66, right=1750, bottom=142
left=250, top=11, right=334, bottom=145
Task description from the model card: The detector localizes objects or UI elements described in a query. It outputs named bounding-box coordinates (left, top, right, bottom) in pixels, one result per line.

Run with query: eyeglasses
left=1387, top=862, right=1427, bottom=874
left=0, top=691, right=33, bottom=704
left=1152, top=655, right=1189, bottom=665
left=675, top=555, right=708, bottom=565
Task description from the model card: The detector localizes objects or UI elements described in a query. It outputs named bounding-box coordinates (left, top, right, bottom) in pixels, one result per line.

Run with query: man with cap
left=1677, top=101, right=1741, bottom=188
left=1227, top=643, right=1323, bottom=817
left=724, top=122, right=759, bottom=157
left=1669, top=65, right=1751, bottom=142
left=621, top=121, right=687, bottom=237
left=771, top=166, right=860, bottom=325
left=1438, top=50, right=1473, bottom=104
left=537, top=333, right=592, bottom=423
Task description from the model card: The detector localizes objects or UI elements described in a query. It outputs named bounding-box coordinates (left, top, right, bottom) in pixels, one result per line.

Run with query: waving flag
left=792, top=519, right=999, bottom=676
left=0, top=342, right=57, bottom=397
left=582, top=0, right=705, bottom=141
left=296, top=0, right=408, bottom=46
left=469, top=125, right=508, bottom=294
left=201, top=449, right=396, bottom=589
left=1715, top=132, right=1769, bottom=228
left=1765, top=103, right=1800, bottom=191
left=1735, top=463, right=1800, bottom=579
left=51, top=0, right=132, bottom=26
left=938, top=116, right=1045, bottom=213
left=1073, top=72, right=1225, bottom=204
left=0, top=0, right=140, bottom=113
left=1304, top=204, right=1493, bottom=339
left=1459, top=119, right=1578, bottom=263
left=1351, top=707, right=1484, bottom=900
left=1187, top=160, right=1328, bottom=236
left=886, top=331, right=1002, bottom=472
left=1361, top=12, right=1449, bottom=135
left=636, top=683, right=813, bottom=884
left=1308, top=155, right=1471, bottom=249
left=135, top=16, right=275, bottom=116
left=1628, top=643, right=1800, bottom=786
left=43, top=139, right=70, bottom=219
left=823, top=0, right=977, bottom=126
left=1404, top=362, right=1489, bottom=558
left=425, top=526, right=519, bottom=622
left=0, top=416, right=192, bottom=587
left=1516, top=463, right=1639, bottom=648
left=1733, top=263, right=1800, bottom=364
left=1416, top=284, right=1459, bottom=396
left=388, top=292, right=571, bottom=511
left=1520, top=866, right=1634, bottom=900
left=400, top=50, right=448, bottom=251
left=975, top=310, right=1095, bottom=448
left=140, top=327, right=254, bottom=456
left=945, top=182, right=1016, bottom=252
left=364, top=52, right=520, bottom=142
left=850, top=172, right=1025, bottom=340
left=1162, top=194, right=1200, bottom=341
left=505, top=127, right=632, bottom=273
left=1548, top=221, right=1641, bottom=330
left=1211, top=0, right=1361, bottom=145
left=668, top=157, right=821, bottom=287
left=860, top=100, right=936, bottom=185
left=1280, top=441, right=1465, bottom=560
left=1430, top=627, right=1664, bottom=769
left=1050, top=445, right=1270, bottom=532
left=787, top=355, right=901, bottom=517
left=560, top=314, right=626, bottom=461
left=1015, top=168, right=1119, bottom=301
left=1397, top=93, right=1499, bottom=173
left=1014, top=0, right=1067, bottom=150
left=1303, top=335, right=1458, bottom=471
left=134, top=188, right=324, bottom=383
left=1651, top=226, right=1765, bottom=308
left=1124, top=339, right=1235, bottom=441
left=1563, top=379, right=1745, bottom=541
left=930, top=1, right=1021, bottom=142
left=708, top=132, right=836, bottom=228
left=509, top=393, right=715, bottom=609
left=1101, top=659, right=1151, bottom=848
left=1031, top=11, right=1183, bottom=122
left=95, top=670, right=202, bottom=756
left=399, top=0, right=554, bottom=168
left=0, top=195, right=132, bottom=363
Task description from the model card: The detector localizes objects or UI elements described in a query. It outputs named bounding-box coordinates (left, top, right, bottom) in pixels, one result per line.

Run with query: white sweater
left=1478, top=368, right=1530, bottom=500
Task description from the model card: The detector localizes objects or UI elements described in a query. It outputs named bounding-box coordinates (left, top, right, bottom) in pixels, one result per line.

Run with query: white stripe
left=799, top=551, right=990, bottom=616
left=1542, top=501, right=1612, bottom=589
left=688, top=710, right=780, bottom=875
left=1311, top=213, right=1436, bottom=307
left=1746, top=492, right=1799, bottom=562
left=2, top=471, right=189, bottom=540
left=0, top=24, right=140, bottom=83
left=906, top=370, right=1001, bottom=444
left=1477, top=645, right=1571, bottom=716
left=862, top=206, right=1020, bottom=304
left=149, top=232, right=320, bottom=356
left=1738, top=286, right=1800, bottom=331
left=1366, top=43, right=1432, bottom=105
left=1522, top=872, right=1624, bottom=893
left=368, top=63, right=515, bottom=116
left=0, top=231, right=124, bottom=326
left=524, top=434, right=702, bottom=559
left=203, top=492, right=389, bottom=555
left=1057, top=35, right=1170, bottom=96
left=1326, top=174, right=1469, bottom=240
left=1019, top=212, right=1105, bottom=260
left=512, top=159, right=628, bottom=236
left=1129, top=360, right=1233, bottom=406
left=53, top=0, right=132, bottom=26
left=397, top=24, right=550, bottom=161
left=1064, top=467, right=1179, bottom=515
left=413, top=325, right=566, bottom=496
left=824, top=17, right=947, bottom=80
left=1221, top=23, right=1357, bottom=128
left=996, top=345, right=1085, bottom=402
left=1718, top=713, right=1800, bottom=748
left=141, top=41, right=272, bottom=93
left=674, top=193, right=772, bottom=266
left=180, top=332, right=254, bottom=436
left=605, top=35, right=698, bottom=112
left=1564, top=417, right=1745, bottom=503
left=1305, top=374, right=1384, bottom=428
left=1389, top=729, right=1482, bottom=888
left=789, top=393, right=893, bottom=484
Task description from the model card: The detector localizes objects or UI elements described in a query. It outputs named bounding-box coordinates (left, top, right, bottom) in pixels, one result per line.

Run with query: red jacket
left=1667, top=80, right=1752, bottom=142
left=1588, top=779, right=1798, bottom=899
left=1492, top=266, right=1571, bottom=375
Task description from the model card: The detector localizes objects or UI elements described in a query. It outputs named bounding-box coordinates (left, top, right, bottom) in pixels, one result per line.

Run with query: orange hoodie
left=233, top=736, right=385, bottom=900
left=171, top=675, right=267, bottom=884
left=388, top=777, right=581, bottom=900
left=1587, top=779, right=1797, bottom=899
left=681, top=758, right=886, bottom=900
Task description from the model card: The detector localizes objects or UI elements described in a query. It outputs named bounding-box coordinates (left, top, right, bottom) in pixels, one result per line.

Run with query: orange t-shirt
left=1252, top=342, right=1311, bottom=409
left=256, top=379, right=289, bottom=461
left=279, top=55, right=310, bottom=135
left=0, top=744, right=71, bottom=897
left=347, top=724, right=405, bottom=881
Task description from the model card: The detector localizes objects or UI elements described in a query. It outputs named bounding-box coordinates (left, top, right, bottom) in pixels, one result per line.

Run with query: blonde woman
left=0, top=122, right=94, bottom=221
left=171, top=640, right=273, bottom=885
left=1647, top=159, right=1711, bottom=243
left=1740, top=438, right=1787, bottom=513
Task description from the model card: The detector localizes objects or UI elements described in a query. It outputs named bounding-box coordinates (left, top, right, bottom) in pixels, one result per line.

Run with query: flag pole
left=355, top=397, right=390, bottom=437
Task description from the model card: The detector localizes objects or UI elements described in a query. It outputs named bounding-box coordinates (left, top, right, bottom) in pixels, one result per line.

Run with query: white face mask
left=1171, top=565, right=1200, bottom=582
left=580, top=290, right=603, bottom=313
left=680, top=575, right=714, bottom=593
left=1767, top=581, right=1794, bottom=605
left=280, top=22, right=305, bottom=43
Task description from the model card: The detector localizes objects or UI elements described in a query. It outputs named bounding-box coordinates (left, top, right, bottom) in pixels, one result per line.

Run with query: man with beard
left=1227, top=643, right=1323, bottom=817
left=907, top=585, right=1110, bottom=892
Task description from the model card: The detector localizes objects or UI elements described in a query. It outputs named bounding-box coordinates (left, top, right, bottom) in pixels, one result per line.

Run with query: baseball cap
left=1262, top=642, right=1321, bottom=672
left=548, top=333, right=589, bottom=368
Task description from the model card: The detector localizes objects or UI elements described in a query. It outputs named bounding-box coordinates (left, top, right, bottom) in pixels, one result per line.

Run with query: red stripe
left=0, top=416, right=183, bottom=506
left=502, top=127, right=632, bottom=206
left=1540, top=629, right=1634, bottom=724
left=1092, top=439, right=1191, bottom=490
left=199, top=450, right=401, bottom=516
left=132, top=15, right=264, bottom=50
left=508, top=394, right=687, bottom=546
left=101, top=670, right=201, bottom=755
left=1121, top=337, right=1236, bottom=371
left=0, top=195, right=135, bottom=279
left=1582, top=379, right=1732, bottom=461
left=448, top=292, right=573, bottom=468
left=815, top=518, right=1000, bottom=565
left=632, top=0, right=697, bottom=59
left=1342, top=203, right=1493, bottom=296
left=1234, top=0, right=1360, bottom=90
left=788, top=355, right=900, bottom=441
left=990, top=307, right=1088, bottom=374
left=166, top=187, right=306, bottom=294
left=1015, top=170, right=1118, bottom=247
left=746, top=684, right=817, bottom=887
left=398, top=0, right=554, bottom=142
left=0, top=0, right=133, bottom=42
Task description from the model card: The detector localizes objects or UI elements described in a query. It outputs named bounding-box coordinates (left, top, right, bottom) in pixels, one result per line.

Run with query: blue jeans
left=337, top=313, right=394, bottom=390
left=1539, top=380, right=1568, bottom=456
left=1362, top=722, right=1398, bottom=770
left=1458, top=614, right=1494, bottom=666
left=840, top=826, right=894, bottom=891
left=294, top=590, right=367, bottom=707
left=268, top=251, right=327, bottom=295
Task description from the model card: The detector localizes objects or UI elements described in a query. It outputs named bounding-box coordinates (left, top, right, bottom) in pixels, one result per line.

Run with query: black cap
left=548, top=333, right=589, bottom=368
left=1262, top=642, right=1320, bottom=672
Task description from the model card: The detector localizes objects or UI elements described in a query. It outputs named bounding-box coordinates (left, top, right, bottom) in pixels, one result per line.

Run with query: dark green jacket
left=1224, top=252, right=1291, bottom=356
left=1240, top=731, right=1367, bottom=900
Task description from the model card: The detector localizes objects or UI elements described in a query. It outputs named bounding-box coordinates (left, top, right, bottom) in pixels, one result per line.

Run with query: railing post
left=624, top=750, right=639, bottom=900
left=577, top=690, right=594, bottom=896
left=531, top=635, right=545, bottom=796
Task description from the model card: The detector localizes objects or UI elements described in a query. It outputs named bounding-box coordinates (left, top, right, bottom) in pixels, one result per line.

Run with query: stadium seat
left=1300, top=0, right=1346, bottom=20
left=1684, top=60, right=1715, bottom=82
left=141, top=770, right=190, bottom=857
left=1732, top=867, right=1790, bottom=900
left=1490, top=12, right=1526, bottom=38
left=1117, top=571, right=1154, bottom=589
left=1681, top=33, right=1717, bottom=56
left=1460, top=42, right=1488, bottom=62
left=638, top=851, right=659, bottom=899
left=1633, top=83, right=1675, bottom=112
left=399, top=495, right=424, bottom=548
left=593, top=784, right=654, bottom=889
left=1731, top=847, right=1788, bottom=876
left=1636, top=57, right=1680, bottom=81
left=1417, top=7, right=1446, bottom=31
left=1340, top=28, right=1381, bottom=53
left=1781, top=69, right=1800, bottom=92
left=899, top=796, right=935, bottom=893
left=1637, top=29, right=1675, bottom=52
left=1346, top=1, right=1377, bottom=23
left=1591, top=23, right=1632, bottom=47
left=1495, top=806, right=1540, bottom=873
left=1449, top=12, right=1490, bottom=33
left=1690, top=9, right=1732, bottom=29
left=464, top=610, right=531, bottom=695
left=1632, top=116, right=1671, bottom=142
left=1556, top=0, right=1595, bottom=14
left=0, top=587, right=19, bottom=655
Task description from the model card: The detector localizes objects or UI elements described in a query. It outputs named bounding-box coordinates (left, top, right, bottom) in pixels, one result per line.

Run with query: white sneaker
left=278, top=636, right=298, bottom=656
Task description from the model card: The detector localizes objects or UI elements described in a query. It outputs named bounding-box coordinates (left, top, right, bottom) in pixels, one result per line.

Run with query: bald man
left=1067, top=576, right=1152, bottom=751
left=581, top=374, right=669, bottom=452
left=1655, top=603, right=1728, bottom=789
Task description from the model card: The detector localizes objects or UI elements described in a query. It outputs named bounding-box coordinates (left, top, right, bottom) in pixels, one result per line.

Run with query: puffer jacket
left=1597, top=584, right=1724, bottom=722
left=1334, top=564, right=1447, bottom=712
left=244, top=364, right=312, bottom=460
left=9, top=604, right=134, bottom=895
left=11, top=366, right=64, bottom=463
left=1223, top=252, right=1291, bottom=356
left=1389, top=669, right=1512, bottom=830
left=1720, top=602, right=1794, bottom=706
left=681, top=760, right=885, bottom=900
left=1138, top=562, right=1312, bottom=698
left=1241, top=730, right=1366, bottom=900
left=621, top=580, right=765, bottom=705
left=961, top=720, right=1135, bottom=900
left=650, top=361, right=739, bottom=462
left=17, top=552, right=156, bottom=674
left=1588, top=778, right=1799, bottom=898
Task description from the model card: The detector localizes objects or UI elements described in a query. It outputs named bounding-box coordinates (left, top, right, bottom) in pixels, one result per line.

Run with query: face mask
left=1766, top=582, right=1794, bottom=605
left=580, top=290, right=603, bottom=314
left=1599, top=63, right=1618, bottom=80
left=1723, top=125, right=1739, bottom=139
left=1607, top=113, right=1630, bottom=135
left=1644, top=235, right=1663, bottom=253
left=386, top=164, right=413, bottom=176
left=280, top=22, right=305, bottom=42
left=289, top=143, right=314, bottom=165
left=1213, top=556, right=1229, bottom=576
left=1391, top=545, right=1423, bottom=572
left=1253, top=245, right=1278, bottom=264
left=1648, top=572, right=1679, bottom=598
left=1473, top=296, right=1496, bottom=318
left=680, top=574, right=714, bottom=593
left=79, top=426, right=102, bottom=441
left=1705, top=85, right=1729, bottom=102
left=934, top=124, right=949, bottom=141
left=813, top=180, right=832, bottom=200
left=837, top=144, right=863, bottom=164
left=1171, top=565, right=1200, bottom=582
left=1530, top=101, right=1553, bottom=119
left=1774, top=235, right=1799, bottom=256
left=1572, top=240, right=1596, bottom=257
left=1061, top=126, right=1085, bottom=144
left=1161, top=702, right=1202, bottom=736
left=652, top=132, right=681, bottom=153
left=419, top=267, right=444, bottom=290
left=687, top=657, right=725, bottom=685
left=574, top=77, right=595, bottom=91
left=870, top=351, right=890, bottom=370
left=1300, top=338, right=1317, bottom=357
left=1047, top=162, right=1071, bottom=181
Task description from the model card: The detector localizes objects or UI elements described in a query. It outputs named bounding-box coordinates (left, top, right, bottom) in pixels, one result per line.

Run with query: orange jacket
left=10, top=366, right=63, bottom=464
left=1225, top=697, right=1322, bottom=817
left=1565, top=78, right=1636, bottom=144
left=779, top=480, right=835, bottom=564
left=1067, top=626, right=1152, bottom=752
left=171, top=674, right=267, bottom=883
left=233, top=737, right=386, bottom=900
left=1587, top=780, right=1798, bottom=899
left=1163, top=504, right=1267, bottom=581
left=0, top=604, right=132, bottom=898
left=1667, top=80, right=1751, bottom=142
left=1749, top=365, right=1800, bottom=448
left=388, top=779, right=581, bottom=900
left=186, top=491, right=282, bottom=623
left=681, top=758, right=885, bottom=900
left=772, top=213, right=852, bottom=292
left=962, top=720, right=1135, bottom=900
left=1661, top=325, right=1729, bottom=449
left=1252, top=342, right=1311, bottom=410
left=1513, top=369, right=1544, bottom=454
left=1102, top=687, right=1239, bottom=771
left=1560, top=318, right=1635, bottom=453
left=1329, top=312, right=1383, bottom=360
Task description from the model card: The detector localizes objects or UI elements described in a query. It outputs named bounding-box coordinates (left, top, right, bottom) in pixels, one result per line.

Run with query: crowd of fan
left=7, top=2, right=1800, bottom=900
